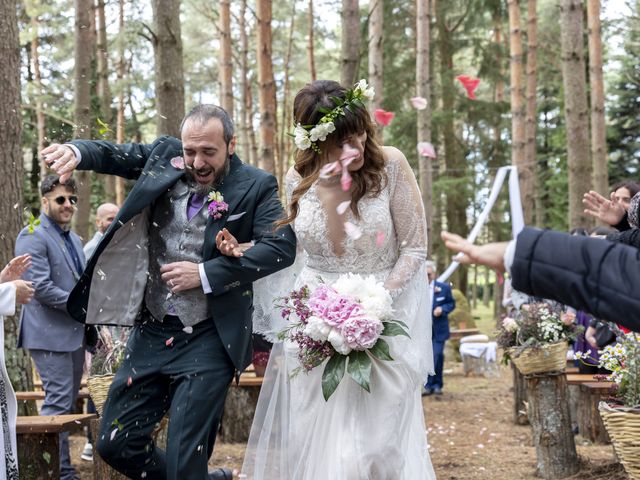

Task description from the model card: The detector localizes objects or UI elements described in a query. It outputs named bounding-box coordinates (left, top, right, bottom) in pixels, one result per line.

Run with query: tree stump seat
left=220, top=372, right=264, bottom=443
left=449, top=328, right=480, bottom=341
left=577, top=381, right=615, bottom=444
left=16, top=413, right=97, bottom=480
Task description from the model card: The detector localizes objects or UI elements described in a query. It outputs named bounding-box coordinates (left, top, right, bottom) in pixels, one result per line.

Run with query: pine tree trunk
left=74, top=0, right=95, bottom=242
left=508, top=0, right=533, bottom=224
left=524, top=0, right=539, bottom=226
left=256, top=0, right=276, bottom=174
left=151, top=0, right=185, bottom=137
left=560, top=0, right=592, bottom=228
left=96, top=0, right=115, bottom=202
left=526, top=374, right=579, bottom=478
left=368, top=0, right=383, bottom=138
left=436, top=0, right=468, bottom=294
left=307, top=0, right=317, bottom=82
left=513, top=365, right=529, bottom=424
left=238, top=0, right=251, bottom=164
left=30, top=17, right=47, bottom=176
left=340, top=0, right=360, bottom=87
left=279, top=2, right=297, bottom=190
left=219, top=0, right=234, bottom=116
left=587, top=0, right=608, bottom=196
left=416, top=0, right=433, bottom=256
left=114, top=0, right=126, bottom=205
left=1, top=0, right=37, bottom=413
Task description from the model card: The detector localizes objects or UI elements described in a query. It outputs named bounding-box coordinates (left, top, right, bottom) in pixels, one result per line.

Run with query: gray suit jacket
left=15, top=214, right=86, bottom=351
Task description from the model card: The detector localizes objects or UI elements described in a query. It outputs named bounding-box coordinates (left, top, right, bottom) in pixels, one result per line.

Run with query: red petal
left=374, top=109, right=395, bottom=126
left=456, top=75, right=481, bottom=99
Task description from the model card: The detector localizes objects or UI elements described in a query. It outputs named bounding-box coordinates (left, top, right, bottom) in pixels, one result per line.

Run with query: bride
left=220, top=79, right=436, bottom=479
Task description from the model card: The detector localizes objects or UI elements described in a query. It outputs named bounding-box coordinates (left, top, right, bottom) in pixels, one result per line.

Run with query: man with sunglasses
left=15, top=174, right=86, bottom=480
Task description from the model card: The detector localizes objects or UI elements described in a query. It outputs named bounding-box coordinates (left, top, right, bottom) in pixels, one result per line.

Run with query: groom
left=42, top=104, right=296, bottom=479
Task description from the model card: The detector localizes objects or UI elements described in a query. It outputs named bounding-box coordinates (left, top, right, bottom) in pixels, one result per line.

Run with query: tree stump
left=526, top=373, right=579, bottom=479
left=18, top=433, right=59, bottom=479
left=90, top=416, right=170, bottom=480
left=513, top=364, right=529, bottom=425
left=219, top=386, right=261, bottom=443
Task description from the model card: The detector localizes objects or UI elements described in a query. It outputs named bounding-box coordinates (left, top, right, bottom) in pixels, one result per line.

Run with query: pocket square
left=227, top=211, right=247, bottom=221
left=436, top=296, right=445, bottom=301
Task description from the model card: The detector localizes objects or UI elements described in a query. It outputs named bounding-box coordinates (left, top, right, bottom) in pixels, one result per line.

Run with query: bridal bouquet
left=277, top=273, right=409, bottom=400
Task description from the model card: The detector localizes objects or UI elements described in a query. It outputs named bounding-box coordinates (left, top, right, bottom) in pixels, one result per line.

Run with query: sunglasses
left=50, top=195, right=78, bottom=206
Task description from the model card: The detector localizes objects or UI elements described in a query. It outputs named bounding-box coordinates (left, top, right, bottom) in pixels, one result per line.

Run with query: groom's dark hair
left=180, top=104, right=235, bottom=146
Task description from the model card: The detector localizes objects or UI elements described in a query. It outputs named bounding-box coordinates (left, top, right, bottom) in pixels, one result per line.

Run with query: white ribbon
left=437, top=166, right=524, bottom=283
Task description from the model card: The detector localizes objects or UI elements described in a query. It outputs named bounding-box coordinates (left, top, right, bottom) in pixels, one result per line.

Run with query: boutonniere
left=434, top=286, right=442, bottom=293
left=207, top=191, right=229, bottom=219
left=170, top=156, right=185, bottom=170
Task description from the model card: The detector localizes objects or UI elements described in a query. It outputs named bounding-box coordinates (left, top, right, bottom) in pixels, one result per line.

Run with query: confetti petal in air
left=456, top=75, right=481, bottom=99
left=170, top=156, right=185, bottom=170
left=110, top=428, right=118, bottom=441
left=344, top=221, right=362, bottom=240
left=374, top=109, right=395, bottom=126
left=376, top=231, right=385, bottom=247
left=336, top=200, right=351, bottom=215
left=165, top=336, right=174, bottom=347
left=410, top=96, right=428, bottom=109
left=183, top=326, right=193, bottom=334
left=127, top=376, right=132, bottom=386
left=417, top=141, right=437, bottom=159
left=339, top=145, right=359, bottom=191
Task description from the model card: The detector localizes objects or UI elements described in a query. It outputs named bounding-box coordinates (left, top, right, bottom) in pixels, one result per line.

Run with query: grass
left=471, top=301, right=498, bottom=339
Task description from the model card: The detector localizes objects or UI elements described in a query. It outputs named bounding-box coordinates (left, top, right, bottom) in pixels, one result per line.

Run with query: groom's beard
left=185, top=155, right=231, bottom=195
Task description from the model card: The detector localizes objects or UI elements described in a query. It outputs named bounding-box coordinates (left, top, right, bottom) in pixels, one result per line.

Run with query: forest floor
left=69, top=357, right=628, bottom=480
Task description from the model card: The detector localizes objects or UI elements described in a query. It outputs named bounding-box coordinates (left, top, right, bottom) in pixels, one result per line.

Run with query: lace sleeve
left=252, top=167, right=305, bottom=340
left=383, top=148, right=428, bottom=295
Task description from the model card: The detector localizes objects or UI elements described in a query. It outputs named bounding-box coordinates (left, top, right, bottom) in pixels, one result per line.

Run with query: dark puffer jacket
left=511, top=227, right=640, bottom=332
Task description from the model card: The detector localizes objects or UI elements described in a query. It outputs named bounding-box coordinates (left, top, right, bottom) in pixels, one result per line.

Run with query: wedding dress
left=243, top=148, right=437, bottom=479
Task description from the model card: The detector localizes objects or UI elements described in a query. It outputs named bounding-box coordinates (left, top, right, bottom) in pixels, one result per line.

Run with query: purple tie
left=187, top=193, right=206, bottom=221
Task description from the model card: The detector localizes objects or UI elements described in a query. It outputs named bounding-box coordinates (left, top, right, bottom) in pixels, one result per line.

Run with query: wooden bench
left=16, top=413, right=97, bottom=480
left=566, top=373, right=597, bottom=385
left=449, top=328, right=481, bottom=341
left=34, top=380, right=88, bottom=391
left=15, top=389, right=91, bottom=402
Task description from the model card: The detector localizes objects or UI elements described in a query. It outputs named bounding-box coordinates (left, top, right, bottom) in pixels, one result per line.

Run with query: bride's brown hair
left=279, top=80, right=387, bottom=226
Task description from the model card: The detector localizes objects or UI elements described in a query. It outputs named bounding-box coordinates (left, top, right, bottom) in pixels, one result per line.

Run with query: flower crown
left=293, top=79, right=375, bottom=153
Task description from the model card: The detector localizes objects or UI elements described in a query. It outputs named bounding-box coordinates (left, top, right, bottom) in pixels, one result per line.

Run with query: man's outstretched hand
left=582, top=190, right=625, bottom=226
left=41, top=144, right=80, bottom=184
left=441, top=231, right=508, bottom=273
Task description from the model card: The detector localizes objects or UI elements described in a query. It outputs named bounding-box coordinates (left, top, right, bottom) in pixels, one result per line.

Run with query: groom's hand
left=161, top=261, right=201, bottom=292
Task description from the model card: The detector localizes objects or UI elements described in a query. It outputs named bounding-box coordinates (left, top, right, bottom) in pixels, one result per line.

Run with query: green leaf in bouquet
left=369, top=338, right=394, bottom=361
left=347, top=350, right=372, bottom=392
left=390, top=319, right=409, bottom=330
left=322, top=353, right=347, bottom=401
left=382, top=321, right=410, bottom=338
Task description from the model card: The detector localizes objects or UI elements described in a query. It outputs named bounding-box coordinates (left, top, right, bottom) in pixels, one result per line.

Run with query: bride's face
left=326, top=131, right=367, bottom=172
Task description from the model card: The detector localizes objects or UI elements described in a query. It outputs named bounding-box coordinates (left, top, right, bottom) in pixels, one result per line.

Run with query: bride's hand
left=216, top=228, right=253, bottom=257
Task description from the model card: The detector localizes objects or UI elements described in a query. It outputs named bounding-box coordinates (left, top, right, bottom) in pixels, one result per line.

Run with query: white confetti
left=110, top=428, right=118, bottom=441
left=344, top=222, right=362, bottom=240
left=336, top=200, right=351, bottom=215
left=183, top=326, right=193, bottom=334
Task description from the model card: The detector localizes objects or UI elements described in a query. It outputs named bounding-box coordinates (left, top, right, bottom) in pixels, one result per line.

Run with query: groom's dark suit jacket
left=66, top=136, right=296, bottom=371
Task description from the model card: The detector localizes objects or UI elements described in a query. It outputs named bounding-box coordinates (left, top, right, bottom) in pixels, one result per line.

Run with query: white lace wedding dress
left=243, top=147, right=436, bottom=479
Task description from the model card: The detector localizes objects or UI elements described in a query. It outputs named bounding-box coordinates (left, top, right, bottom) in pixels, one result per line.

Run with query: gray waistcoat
left=144, top=180, right=210, bottom=326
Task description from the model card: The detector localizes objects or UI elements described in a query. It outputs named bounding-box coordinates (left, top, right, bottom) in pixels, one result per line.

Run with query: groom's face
left=182, top=117, right=236, bottom=190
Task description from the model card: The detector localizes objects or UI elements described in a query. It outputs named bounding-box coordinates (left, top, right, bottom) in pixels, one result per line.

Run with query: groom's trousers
left=96, top=314, right=235, bottom=480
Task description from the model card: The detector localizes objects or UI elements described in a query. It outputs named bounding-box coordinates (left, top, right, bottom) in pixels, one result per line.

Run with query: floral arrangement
left=293, top=79, right=375, bottom=153
left=207, top=191, right=228, bottom=219
left=89, top=328, right=129, bottom=376
left=497, top=302, right=581, bottom=361
left=575, top=332, right=640, bottom=408
left=278, top=273, right=407, bottom=400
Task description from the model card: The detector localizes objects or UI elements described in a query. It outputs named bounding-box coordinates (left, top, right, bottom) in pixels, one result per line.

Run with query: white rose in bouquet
left=328, top=329, right=352, bottom=355
left=303, top=315, right=331, bottom=342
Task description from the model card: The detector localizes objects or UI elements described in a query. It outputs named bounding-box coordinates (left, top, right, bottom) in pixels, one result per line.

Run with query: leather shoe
left=422, top=387, right=433, bottom=396
left=208, top=468, right=233, bottom=480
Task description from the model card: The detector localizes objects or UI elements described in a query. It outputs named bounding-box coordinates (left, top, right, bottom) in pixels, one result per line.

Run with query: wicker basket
left=87, top=374, right=115, bottom=416
left=599, top=402, right=640, bottom=480
left=509, top=342, right=568, bottom=375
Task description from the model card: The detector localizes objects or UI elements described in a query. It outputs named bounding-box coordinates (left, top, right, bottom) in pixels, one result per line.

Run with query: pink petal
left=341, top=169, right=352, bottom=192
left=456, top=75, right=481, bottom=100
left=170, top=156, right=185, bottom=170
left=410, top=96, right=428, bottom=110
left=344, top=222, right=362, bottom=240
left=376, top=231, right=385, bottom=247
left=374, top=109, right=395, bottom=126
left=417, top=141, right=436, bottom=158
left=127, top=376, right=132, bottom=386
left=336, top=201, right=351, bottom=215
left=165, top=336, right=174, bottom=347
